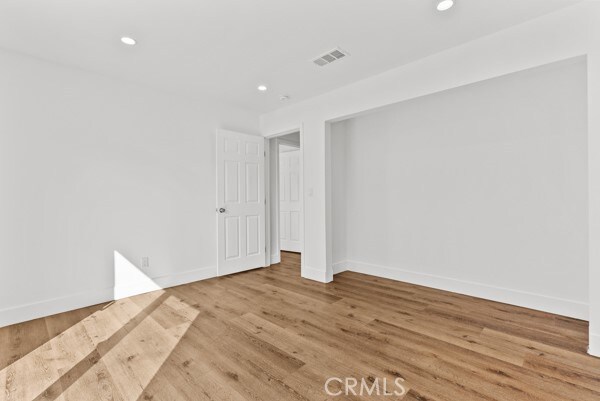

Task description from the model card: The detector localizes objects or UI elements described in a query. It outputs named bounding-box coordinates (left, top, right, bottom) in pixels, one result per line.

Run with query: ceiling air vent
left=313, top=48, right=349, bottom=67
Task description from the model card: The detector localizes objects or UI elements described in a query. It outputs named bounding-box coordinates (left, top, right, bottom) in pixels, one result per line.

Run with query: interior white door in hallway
left=279, top=147, right=303, bottom=252
left=216, top=129, right=265, bottom=276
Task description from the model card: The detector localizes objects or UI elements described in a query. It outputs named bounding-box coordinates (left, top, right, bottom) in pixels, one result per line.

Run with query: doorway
left=268, top=131, right=303, bottom=266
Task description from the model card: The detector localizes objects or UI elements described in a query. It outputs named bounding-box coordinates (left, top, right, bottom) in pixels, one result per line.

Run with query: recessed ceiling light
left=120, top=37, right=137, bottom=46
left=257, top=85, right=268, bottom=92
left=437, top=0, right=454, bottom=11
left=279, top=95, right=290, bottom=102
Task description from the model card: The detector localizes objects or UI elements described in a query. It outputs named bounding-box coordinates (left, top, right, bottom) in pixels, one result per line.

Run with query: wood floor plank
left=368, top=318, right=600, bottom=401
left=1, top=251, right=599, bottom=401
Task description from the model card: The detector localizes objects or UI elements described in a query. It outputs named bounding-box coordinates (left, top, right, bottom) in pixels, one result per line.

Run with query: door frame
left=265, top=126, right=304, bottom=270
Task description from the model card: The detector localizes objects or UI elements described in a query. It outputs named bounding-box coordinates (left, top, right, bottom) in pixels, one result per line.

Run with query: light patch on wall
left=114, top=251, right=161, bottom=300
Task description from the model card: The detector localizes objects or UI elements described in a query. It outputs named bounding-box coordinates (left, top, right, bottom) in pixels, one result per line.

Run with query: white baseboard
left=2, top=260, right=588, bottom=327
left=338, top=260, right=588, bottom=320
left=0, top=266, right=217, bottom=328
left=590, top=334, right=600, bottom=357
left=333, top=261, right=350, bottom=274
left=302, top=265, right=333, bottom=283
left=152, top=266, right=217, bottom=289
left=0, top=288, right=114, bottom=328
left=114, top=266, right=217, bottom=300
left=280, top=243, right=302, bottom=253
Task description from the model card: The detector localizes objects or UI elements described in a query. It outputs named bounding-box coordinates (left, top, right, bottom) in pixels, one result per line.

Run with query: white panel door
left=217, top=129, right=265, bottom=275
left=279, top=148, right=303, bottom=252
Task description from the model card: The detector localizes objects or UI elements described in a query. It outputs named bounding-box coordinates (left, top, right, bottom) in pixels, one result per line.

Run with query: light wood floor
left=1, top=252, right=599, bottom=401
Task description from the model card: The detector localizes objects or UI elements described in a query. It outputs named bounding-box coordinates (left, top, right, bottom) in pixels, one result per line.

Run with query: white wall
left=331, top=127, right=347, bottom=267
left=0, top=48, right=259, bottom=326
left=278, top=132, right=300, bottom=147
left=261, top=2, right=600, bottom=355
left=331, top=58, right=588, bottom=318
left=588, top=0, right=600, bottom=357
left=261, top=2, right=591, bottom=283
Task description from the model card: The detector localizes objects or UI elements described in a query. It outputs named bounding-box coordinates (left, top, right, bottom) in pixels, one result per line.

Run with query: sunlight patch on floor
left=0, top=292, right=198, bottom=401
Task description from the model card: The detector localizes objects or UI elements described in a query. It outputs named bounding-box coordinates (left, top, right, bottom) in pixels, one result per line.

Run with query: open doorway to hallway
left=268, top=131, right=303, bottom=269
left=279, top=142, right=302, bottom=253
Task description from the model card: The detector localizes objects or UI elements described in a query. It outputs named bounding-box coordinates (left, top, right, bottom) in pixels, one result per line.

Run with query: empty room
left=1, top=1, right=600, bottom=400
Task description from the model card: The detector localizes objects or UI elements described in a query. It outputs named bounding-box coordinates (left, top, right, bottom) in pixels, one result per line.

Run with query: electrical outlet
left=141, top=257, right=150, bottom=269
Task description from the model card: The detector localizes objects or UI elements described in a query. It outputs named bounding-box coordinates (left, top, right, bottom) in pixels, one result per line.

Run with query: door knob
left=217, top=208, right=226, bottom=213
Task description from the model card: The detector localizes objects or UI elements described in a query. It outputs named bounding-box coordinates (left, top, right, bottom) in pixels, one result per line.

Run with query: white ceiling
left=0, top=0, right=581, bottom=113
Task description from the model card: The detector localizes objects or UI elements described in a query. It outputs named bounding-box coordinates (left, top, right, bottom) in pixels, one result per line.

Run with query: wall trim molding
left=0, top=266, right=217, bottom=328
left=334, top=260, right=588, bottom=320
left=114, top=266, right=217, bottom=300
left=151, top=266, right=217, bottom=290
left=0, top=288, right=114, bottom=328
left=270, top=253, right=281, bottom=264
left=302, top=265, right=333, bottom=283
left=589, top=334, right=600, bottom=357
left=2, top=260, right=589, bottom=327
left=333, top=261, right=350, bottom=275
